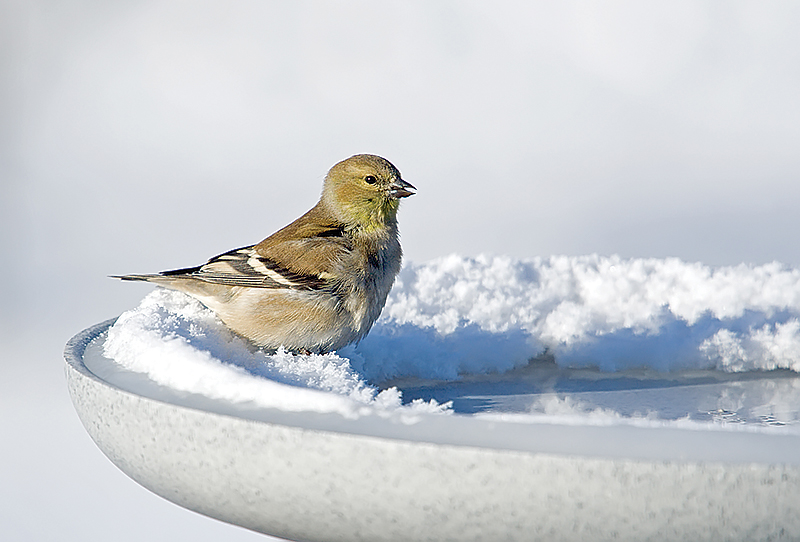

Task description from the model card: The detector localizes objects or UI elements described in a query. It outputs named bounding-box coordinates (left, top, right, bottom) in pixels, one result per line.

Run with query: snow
left=101, top=254, right=800, bottom=432
left=102, top=289, right=448, bottom=420
left=367, top=254, right=800, bottom=376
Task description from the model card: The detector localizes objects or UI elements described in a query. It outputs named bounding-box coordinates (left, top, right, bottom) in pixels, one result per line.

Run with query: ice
left=102, top=254, right=800, bottom=429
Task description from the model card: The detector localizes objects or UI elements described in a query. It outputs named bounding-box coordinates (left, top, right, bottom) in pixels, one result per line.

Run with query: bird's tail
left=110, top=273, right=195, bottom=287
left=111, top=270, right=224, bottom=300
left=111, top=273, right=160, bottom=282
left=111, top=264, right=202, bottom=283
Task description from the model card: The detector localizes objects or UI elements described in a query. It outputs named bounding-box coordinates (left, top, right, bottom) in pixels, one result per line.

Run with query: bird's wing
left=251, top=205, right=353, bottom=280
left=150, top=205, right=352, bottom=290
left=170, top=245, right=330, bottom=290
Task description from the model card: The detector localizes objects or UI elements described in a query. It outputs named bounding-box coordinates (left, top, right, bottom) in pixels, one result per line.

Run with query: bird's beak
left=388, top=178, right=416, bottom=199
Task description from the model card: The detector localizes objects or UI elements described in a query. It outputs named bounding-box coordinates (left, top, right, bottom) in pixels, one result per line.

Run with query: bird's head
left=322, top=154, right=416, bottom=232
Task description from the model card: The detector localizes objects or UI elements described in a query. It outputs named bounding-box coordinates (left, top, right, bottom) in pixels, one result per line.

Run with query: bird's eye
left=364, top=175, right=377, bottom=185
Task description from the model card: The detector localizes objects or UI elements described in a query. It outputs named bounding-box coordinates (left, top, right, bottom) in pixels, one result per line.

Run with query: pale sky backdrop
left=2, top=1, right=799, bottom=541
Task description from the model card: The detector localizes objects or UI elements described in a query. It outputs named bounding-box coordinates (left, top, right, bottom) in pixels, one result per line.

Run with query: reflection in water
left=395, top=358, right=800, bottom=427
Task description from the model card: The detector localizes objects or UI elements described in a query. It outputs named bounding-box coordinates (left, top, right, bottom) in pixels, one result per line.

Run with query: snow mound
left=103, top=289, right=449, bottom=418
left=357, top=254, right=800, bottom=379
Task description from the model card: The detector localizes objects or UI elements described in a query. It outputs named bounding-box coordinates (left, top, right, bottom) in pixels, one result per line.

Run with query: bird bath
left=66, top=319, right=800, bottom=542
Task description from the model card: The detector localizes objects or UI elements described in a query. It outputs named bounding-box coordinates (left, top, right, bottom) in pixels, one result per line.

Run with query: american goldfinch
left=115, top=154, right=415, bottom=354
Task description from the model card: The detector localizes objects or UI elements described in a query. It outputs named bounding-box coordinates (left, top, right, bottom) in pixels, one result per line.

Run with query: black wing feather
left=159, top=245, right=328, bottom=290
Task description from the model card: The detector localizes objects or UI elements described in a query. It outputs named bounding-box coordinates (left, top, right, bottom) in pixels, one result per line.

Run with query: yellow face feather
left=322, top=154, right=415, bottom=234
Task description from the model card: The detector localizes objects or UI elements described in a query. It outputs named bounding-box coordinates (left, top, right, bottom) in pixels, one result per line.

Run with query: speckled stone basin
left=65, top=320, right=800, bottom=542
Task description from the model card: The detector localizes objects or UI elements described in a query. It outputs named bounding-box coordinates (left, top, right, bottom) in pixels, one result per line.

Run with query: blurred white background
left=2, top=1, right=799, bottom=540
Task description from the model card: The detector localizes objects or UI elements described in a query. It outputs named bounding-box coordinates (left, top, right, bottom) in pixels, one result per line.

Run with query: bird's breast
left=339, top=236, right=402, bottom=335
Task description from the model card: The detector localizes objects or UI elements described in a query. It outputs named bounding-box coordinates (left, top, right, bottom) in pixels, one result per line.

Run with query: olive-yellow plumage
left=115, top=154, right=415, bottom=354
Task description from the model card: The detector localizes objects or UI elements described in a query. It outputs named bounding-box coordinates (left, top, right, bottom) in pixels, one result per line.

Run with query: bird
left=114, top=154, right=415, bottom=354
